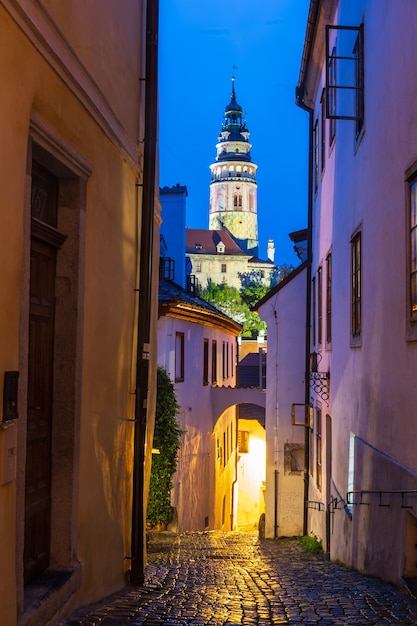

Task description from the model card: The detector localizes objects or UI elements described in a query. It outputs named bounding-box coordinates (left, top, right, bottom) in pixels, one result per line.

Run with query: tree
left=146, top=367, right=183, bottom=528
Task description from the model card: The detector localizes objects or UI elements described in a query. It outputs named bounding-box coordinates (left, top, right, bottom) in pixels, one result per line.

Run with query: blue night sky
left=158, top=0, right=310, bottom=267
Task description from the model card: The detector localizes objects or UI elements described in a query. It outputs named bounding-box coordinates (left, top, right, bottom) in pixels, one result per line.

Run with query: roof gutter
left=295, top=0, right=321, bottom=108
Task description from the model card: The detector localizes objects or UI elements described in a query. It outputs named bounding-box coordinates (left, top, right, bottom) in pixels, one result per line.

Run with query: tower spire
left=208, top=80, right=259, bottom=256
left=231, top=75, right=236, bottom=99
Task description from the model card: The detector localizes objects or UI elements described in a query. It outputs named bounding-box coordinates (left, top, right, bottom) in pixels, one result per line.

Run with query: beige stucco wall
left=213, top=406, right=237, bottom=530
left=188, top=252, right=275, bottom=290
left=1, top=1, right=158, bottom=622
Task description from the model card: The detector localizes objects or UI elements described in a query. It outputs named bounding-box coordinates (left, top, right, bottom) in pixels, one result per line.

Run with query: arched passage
left=212, top=400, right=265, bottom=531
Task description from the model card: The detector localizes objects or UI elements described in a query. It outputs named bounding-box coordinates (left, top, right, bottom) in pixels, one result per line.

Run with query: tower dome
left=209, top=78, right=259, bottom=255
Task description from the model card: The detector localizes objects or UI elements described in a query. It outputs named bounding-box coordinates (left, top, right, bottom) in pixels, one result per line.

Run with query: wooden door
left=24, top=161, right=61, bottom=584
left=24, top=237, right=56, bottom=583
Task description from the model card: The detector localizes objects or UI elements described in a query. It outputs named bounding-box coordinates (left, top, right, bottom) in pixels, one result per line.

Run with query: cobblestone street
left=63, top=531, right=417, bottom=625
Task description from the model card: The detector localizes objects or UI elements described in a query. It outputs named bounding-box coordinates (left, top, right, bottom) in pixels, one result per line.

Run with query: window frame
left=317, top=266, right=323, bottom=345
left=407, top=172, right=417, bottom=337
left=212, top=340, right=217, bottom=385
left=203, top=338, right=209, bottom=385
left=314, top=118, right=319, bottom=193
left=325, top=24, right=364, bottom=124
left=312, top=275, right=316, bottom=347
left=238, top=430, right=249, bottom=454
left=316, top=405, right=322, bottom=490
left=326, top=252, right=332, bottom=345
left=175, top=332, right=184, bottom=382
left=351, top=231, right=362, bottom=344
left=329, top=44, right=337, bottom=146
left=320, top=89, right=326, bottom=173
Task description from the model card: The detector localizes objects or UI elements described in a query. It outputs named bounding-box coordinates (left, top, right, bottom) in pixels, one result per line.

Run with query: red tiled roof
left=186, top=228, right=247, bottom=256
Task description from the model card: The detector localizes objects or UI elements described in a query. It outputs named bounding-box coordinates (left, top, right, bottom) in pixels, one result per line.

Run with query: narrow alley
left=63, top=531, right=417, bottom=625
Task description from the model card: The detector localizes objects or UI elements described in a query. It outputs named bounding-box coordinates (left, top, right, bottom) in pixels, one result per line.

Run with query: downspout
left=130, top=0, right=159, bottom=586
left=300, top=105, right=313, bottom=537
left=295, top=0, right=320, bottom=535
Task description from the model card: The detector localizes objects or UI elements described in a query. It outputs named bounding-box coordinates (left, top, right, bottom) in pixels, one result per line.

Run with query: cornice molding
left=160, top=302, right=242, bottom=335
left=4, top=0, right=143, bottom=173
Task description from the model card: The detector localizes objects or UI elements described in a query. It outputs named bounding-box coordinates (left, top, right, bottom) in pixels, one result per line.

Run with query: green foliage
left=299, top=532, right=323, bottom=553
left=199, top=279, right=267, bottom=336
left=146, top=367, right=183, bottom=527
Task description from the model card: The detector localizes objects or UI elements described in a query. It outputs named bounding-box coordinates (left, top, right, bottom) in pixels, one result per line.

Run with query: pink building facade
left=297, top=0, right=417, bottom=586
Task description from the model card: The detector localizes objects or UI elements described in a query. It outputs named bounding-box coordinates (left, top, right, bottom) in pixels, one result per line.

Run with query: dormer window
left=216, top=242, right=225, bottom=254
left=195, top=243, right=202, bottom=250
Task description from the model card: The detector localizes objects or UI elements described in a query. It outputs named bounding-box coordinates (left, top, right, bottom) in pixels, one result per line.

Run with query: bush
left=299, top=532, right=323, bottom=553
left=146, top=367, right=183, bottom=528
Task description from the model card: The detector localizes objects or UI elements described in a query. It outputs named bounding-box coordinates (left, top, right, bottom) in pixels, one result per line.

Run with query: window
left=329, top=45, right=336, bottom=145
left=212, top=340, right=217, bottom=384
left=409, top=178, right=417, bottom=322
left=195, top=262, right=202, bottom=273
left=325, top=24, right=364, bottom=127
left=316, top=407, right=322, bottom=490
left=222, top=341, right=226, bottom=379
left=312, top=276, right=316, bottom=346
left=238, top=430, right=249, bottom=453
left=321, top=89, right=326, bottom=172
left=351, top=232, right=361, bottom=340
left=314, top=118, right=319, bottom=192
left=317, top=266, right=323, bottom=345
left=160, top=257, right=175, bottom=281
left=203, top=339, right=209, bottom=385
left=175, top=332, right=184, bottom=382
left=326, top=253, right=332, bottom=344
left=353, top=32, right=364, bottom=138
left=309, top=421, right=314, bottom=477
left=221, top=263, right=227, bottom=273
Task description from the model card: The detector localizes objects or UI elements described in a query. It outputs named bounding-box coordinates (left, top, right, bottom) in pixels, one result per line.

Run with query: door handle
left=28, top=406, right=41, bottom=410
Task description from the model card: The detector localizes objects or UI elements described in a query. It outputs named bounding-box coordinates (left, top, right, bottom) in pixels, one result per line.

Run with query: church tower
left=209, top=78, right=259, bottom=256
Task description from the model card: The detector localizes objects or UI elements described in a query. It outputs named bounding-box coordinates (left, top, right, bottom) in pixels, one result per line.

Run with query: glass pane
left=411, top=227, right=417, bottom=272
left=410, top=182, right=417, bottom=227
left=411, top=272, right=417, bottom=314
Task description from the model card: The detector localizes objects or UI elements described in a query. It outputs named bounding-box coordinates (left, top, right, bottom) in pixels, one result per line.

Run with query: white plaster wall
left=258, top=265, right=307, bottom=538
left=307, top=0, right=417, bottom=583
left=157, top=315, right=238, bottom=531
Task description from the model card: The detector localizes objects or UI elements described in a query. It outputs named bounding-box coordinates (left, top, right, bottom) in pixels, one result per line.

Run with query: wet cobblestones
left=63, top=531, right=417, bottom=625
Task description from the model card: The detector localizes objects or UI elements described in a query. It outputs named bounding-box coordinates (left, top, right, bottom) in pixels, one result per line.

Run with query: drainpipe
left=302, top=106, right=312, bottom=537
left=295, top=91, right=314, bottom=537
left=295, top=0, right=319, bottom=540
left=130, top=0, right=159, bottom=586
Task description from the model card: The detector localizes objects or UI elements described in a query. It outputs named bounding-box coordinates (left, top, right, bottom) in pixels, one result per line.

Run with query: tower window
left=233, top=195, right=242, bottom=207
